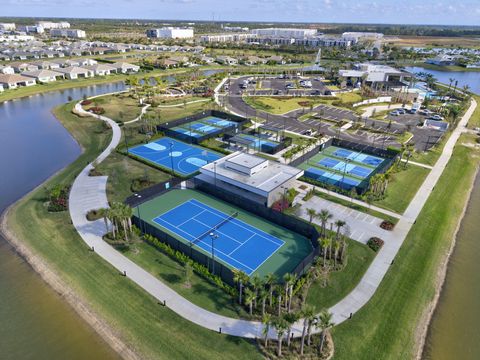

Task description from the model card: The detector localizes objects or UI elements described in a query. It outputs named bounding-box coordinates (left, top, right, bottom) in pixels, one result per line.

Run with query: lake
left=0, top=82, right=126, bottom=360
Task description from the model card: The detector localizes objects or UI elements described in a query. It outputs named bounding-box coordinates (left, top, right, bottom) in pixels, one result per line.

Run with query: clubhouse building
left=197, top=152, right=303, bottom=207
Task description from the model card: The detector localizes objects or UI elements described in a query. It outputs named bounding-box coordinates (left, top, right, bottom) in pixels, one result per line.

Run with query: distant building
left=17, top=25, right=44, bottom=34
left=22, top=69, right=65, bottom=83
left=425, top=54, right=457, bottom=66
left=216, top=56, right=238, bottom=66
left=251, top=28, right=317, bottom=38
left=339, top=63, right=412, bottom=87
left=0, top=74, right=36, bottom=89
left=199, top=33, right=255, bottom=43
left=0, top=23, right=16, bottom=31
left=112, top=62, right=140, bottom=74
left=50, top=29, right=86, bottom=39
left=146, top=27, right=194, bottom=39
left=36, top=21, right=70, bottom=30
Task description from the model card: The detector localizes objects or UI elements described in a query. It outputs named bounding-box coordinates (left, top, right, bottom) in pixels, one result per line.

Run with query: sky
left=2, top=0, right=480, bottom=26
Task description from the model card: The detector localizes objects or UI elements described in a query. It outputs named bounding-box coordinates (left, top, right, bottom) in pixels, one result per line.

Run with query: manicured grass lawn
left=373, top=164, right=430, bottom=214
left=332, top=134, right=480, bottom=360
left=412, top=131, right=451, bottom=166
left=243, top=96, right=328, bottom=114
left=148, top=99, right=215, bottom=122
left=7, top=102, right=260, bottom=360
left=93, top=93, right=143, bottom=122
left=306, top=239, right=376, bottom=311
left=335, top=92, right=363, bottom=104
left=122, top=242, right=249, bottom=318
left=314, top=192, right=399, bottom=224
left=94, top=151, right=171, bottom=203
left=468, top=94, right=480, bottom=129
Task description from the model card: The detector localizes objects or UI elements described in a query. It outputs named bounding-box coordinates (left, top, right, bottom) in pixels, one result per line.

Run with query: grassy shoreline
left=4, top=102, right=261, bottom=360
left=332, top=133, right=480, bottom=360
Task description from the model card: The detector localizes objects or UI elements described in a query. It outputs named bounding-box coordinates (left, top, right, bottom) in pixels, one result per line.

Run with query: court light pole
left=209, top=232, right=219, bottom=274
left=213, top=161, right=217, bottom=188
left=133, top=193, right=143, bottom=235
left=169, top=142, right=175, bottom=177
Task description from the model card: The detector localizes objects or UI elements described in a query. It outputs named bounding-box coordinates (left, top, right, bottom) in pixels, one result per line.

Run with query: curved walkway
left=157, top=99, right=210, bottom=108
left=69, top=96, right=477, bottom=338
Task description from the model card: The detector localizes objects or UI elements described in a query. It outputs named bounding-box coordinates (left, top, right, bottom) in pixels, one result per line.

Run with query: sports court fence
left=158, top=110, right=249, bottom=144
left=127, top=178, right=320, bottom=283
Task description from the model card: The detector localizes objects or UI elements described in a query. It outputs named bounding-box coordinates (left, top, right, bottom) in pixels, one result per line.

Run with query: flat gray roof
left=226, top=152, right=266, bottom=169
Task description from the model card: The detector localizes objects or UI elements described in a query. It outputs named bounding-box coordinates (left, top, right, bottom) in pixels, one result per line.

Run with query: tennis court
left=297, top=144, right=388, bottom=191
left=170, top=116, right=239, bottom=139
left=153, top=199, right=284, bottom=275
left=237, top=133, right=279, bottom=151
left=128, top=137, right=222, bottom=176
left=136, top=189, right=313, bottom=278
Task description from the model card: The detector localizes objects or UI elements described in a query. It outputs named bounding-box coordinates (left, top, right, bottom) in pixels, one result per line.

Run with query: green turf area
left=243, top=96, right=328, bottom=114
left=148, top=99, right=215, bottom=123
left=468, top=94, right=480, bottom=129
left=6, top=102, right=260, bottom=359
left=372, top=164, right=430, bottom=214
left=94, top=151, right=171, bottom=203
left=332, top=134, right=480, bottom=360
left=136, top=189, right=313, bottom=278
left=306, top=239, right=376, bottom=311
left=121, top=242, right=249, bottom=318
left=93, top=93, right=143, bottom=122
left=314, top=192, right=399, bottom=225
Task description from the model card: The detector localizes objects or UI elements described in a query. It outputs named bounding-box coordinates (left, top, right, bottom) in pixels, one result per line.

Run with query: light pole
left=209, top=232, right=219, bottom=274
left=213, top=161, right=217, bottom=187
left=342, top=159, right=351, bottom=183
left=169, top=141, right=175, bottom=177
left=133, top=193, right=143, bottom=235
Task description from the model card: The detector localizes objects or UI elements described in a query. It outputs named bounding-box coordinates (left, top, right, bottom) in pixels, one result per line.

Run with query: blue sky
left=2, top=0, right=480, bottom=26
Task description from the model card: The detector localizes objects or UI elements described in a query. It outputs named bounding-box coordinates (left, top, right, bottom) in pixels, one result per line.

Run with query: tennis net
left=191, top=211, right=239, bottom=245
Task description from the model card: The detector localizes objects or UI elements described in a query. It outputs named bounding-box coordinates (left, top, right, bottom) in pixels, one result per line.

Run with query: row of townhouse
left=0, top=61, right=140, bottom=91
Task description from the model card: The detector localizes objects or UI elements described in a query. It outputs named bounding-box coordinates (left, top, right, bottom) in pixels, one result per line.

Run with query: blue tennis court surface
left=169, top=116, right=238, bottom=139
left=305, top=167, right=361, bottom=187
left=333, top=148, right=383, bottom=166
left=238, top=134, right=279, bottom=150
left=129, top=137, right=222, bottom=176
left=153, top=199, right=285, bottom=275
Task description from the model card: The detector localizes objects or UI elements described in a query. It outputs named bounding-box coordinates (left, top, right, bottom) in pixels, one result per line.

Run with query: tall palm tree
left=333, top=241, right=341, bottom=267
left=262, top=313, right=272, bottom=347
left=259, top=288, right=268, bottom=317
left=245, top=288, right=255, bottom=315
left=317, top=309, right=334, bottom=354
left=321, top=237, right=331, bottom=265
left=250, top=275, right=263, bottom=309
left=306, top=208, right=317, bottom=223
left=284, top=273, right=297, bottom=313
left=283, top=273, right=296, bottom=311
left=284, top=311, right=299, bottom=348
left=97, top=207, right=109, bottom=233
left=334, top=220, right=346, bottom=241
left=272, top=316, right=289, bottom=357
left=265, top=273, right=277, bottom=307
left=233, top=270, right=248, bottom=305
left=318, top=209, right=332, bottom=238
left=300, top=305, right=316, bottom=355
left=275, top=285, right=283, bottom=316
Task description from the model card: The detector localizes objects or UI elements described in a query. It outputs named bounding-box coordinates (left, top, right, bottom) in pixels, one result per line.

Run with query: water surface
left=0, top=82, right=126, bottom=359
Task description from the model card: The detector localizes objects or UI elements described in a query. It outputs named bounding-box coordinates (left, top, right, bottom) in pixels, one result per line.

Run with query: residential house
left=0, top=84, right=4, bottom=92
left=112, top=62, right=140, bottom=74
left=85, top=63, right=117, bottom=76
left=160, top=59, right=180, bottom=68
left=0, top=74, right=37, bottom=89
left=198, top=55, right=215, bottom=64
left=22, top=69, right=65, bottom=83
left=169, top=55, right=189, bottom=65
left=30, top=60, right=61, bottom=70
left=426, top=54, right=457, bottom=66
left=64, top=59, right=81, bottom=67
left=216, top=56, right=238, bottom=65
left=243, top=55, right=267, bottom=66
left=267, top=55, right=286, bottom=65
left=0, top=65, right=15, bottom=74
left=54, top=66, right=93, bottom=79
left=10, top=62, right=39, bottom=73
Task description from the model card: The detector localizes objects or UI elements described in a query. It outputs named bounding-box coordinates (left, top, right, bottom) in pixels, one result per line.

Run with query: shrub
left=380, top=221, right=395, bottom=231
left=367, top=237, right=384, bottom=252
left=272, top=198, right=289, bottom=212
left=81, top=99, right=92, bottom=106
left=88, top=106, right=105, bottom=115
left=143, top=234, right=238, bottom=297
left=47, top=184, right=70, bottom=212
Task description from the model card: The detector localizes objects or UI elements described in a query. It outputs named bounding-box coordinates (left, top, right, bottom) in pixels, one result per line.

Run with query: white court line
left=229, top=233, right=256, bottom=255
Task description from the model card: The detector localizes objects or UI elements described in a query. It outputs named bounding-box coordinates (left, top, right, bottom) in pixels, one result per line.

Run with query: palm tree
left=97, top=207, right=109, bottom=233
left=306, top=208, right=317, bottom=223
left=259, top=287, right=268, bottom=316
left=250, top=275, right=263, bottom=309
left=284, top=311, right=299, bottom=348
left=272, top=316, right=289, bottom=357
left=283, top=273, right=297, bottom=313
left=233, top=270, right=248, bottom=305
left=300, top=305, right=315, bottom=355
left=321, top=237, right=331, bottom=265
left=334, top=220, right=346, bottom=241
left=245, top=288, right=255, bottom=315
left=262, top=313, right=272, bottom=347
left=275, top=285, right=283, bottom=316
left=333, top=241, right=341, bottom=267
left=318, top=209, right=332, bottom=238
left=317, top=309, right=334, bottom=354
left=265, top=273, right=277, bottom=307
